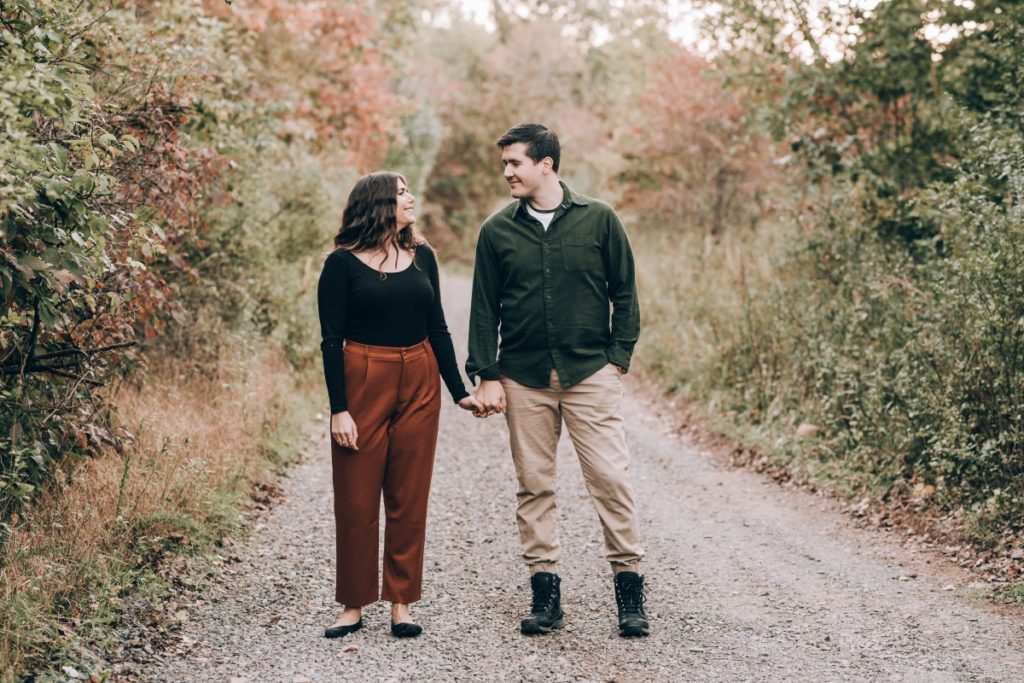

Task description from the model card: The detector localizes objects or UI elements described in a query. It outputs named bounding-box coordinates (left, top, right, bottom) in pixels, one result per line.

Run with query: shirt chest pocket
left=561, top=236, right=603, bottom=272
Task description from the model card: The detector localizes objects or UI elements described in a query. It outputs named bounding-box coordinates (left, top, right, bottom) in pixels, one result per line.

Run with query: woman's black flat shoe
left=390, top=621, right=423, bottom=638
left=324, top=619, right=363, bottom=639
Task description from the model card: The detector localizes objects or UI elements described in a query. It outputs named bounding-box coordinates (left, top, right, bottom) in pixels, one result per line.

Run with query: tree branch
left=33, top=340, right=136, bottom=362
left=34, top=366, right=104, bottom=387
left=0, top=341, right=136, bottom=375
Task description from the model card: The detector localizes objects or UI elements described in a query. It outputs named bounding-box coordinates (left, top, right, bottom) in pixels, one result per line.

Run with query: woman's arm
left=422, top=247, right=471, bottom=403
left=317, top=250, right=351, bottom=413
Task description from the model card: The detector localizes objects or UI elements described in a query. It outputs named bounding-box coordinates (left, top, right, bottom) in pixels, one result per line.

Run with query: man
left=466, top=123, right=649, bottom=637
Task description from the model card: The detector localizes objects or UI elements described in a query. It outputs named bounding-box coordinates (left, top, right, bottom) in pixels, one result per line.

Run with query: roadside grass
left=631, top=221, right=1023, bottom=591
left=0, top=343, right=318, bottom=681
left=995, top=582, right=1024, bottom=606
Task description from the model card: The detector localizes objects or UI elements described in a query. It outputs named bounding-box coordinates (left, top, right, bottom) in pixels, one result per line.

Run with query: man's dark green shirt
left=466, top=182, right=640, bottom=389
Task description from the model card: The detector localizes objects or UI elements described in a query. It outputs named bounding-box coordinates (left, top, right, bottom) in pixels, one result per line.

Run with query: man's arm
left=466, top=226, right=502, bottom=384
left=604, top=210, right=640, bottom=373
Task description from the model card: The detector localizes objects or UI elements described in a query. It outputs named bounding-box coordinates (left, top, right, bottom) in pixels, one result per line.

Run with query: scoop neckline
left=346, top=248, right=417, bottom=274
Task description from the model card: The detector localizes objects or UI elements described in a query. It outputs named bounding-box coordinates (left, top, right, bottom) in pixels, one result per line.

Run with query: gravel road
left=139, top=274, right=1024, bottom=682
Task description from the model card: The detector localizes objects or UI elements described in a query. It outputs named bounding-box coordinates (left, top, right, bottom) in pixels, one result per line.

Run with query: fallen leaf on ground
left=795, top=423, right=821, bottom=438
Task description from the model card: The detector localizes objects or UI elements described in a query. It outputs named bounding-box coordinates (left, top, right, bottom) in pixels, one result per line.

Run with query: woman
left=316, top=172, right=479, bottom=639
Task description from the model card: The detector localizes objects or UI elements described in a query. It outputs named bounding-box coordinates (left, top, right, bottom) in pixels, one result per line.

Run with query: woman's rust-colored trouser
left=331, top=339, right=441, bottom=607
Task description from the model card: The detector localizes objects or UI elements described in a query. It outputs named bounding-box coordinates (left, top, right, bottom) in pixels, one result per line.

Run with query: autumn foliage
left=3, top=0, right=1024, bottom=676
left=617, top=46, right=782, bottom=235
left=0, top=0, right=404, bottom=517
left=234, top=0, right=403, bottom=171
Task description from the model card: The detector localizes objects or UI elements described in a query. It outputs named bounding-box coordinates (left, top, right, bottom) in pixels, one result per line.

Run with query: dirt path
left=138, top=274, right=1024, bottom=682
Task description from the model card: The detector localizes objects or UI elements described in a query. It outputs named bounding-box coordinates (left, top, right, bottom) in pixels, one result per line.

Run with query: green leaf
left=44, top=179, right=65, bottom=200
left=8, top=254, right=48, bottom=278
left=49, top=142, right=68, bottom=171
left=71, top=170, right=95, bottom=194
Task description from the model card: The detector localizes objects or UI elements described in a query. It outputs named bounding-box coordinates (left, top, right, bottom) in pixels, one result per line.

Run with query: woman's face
left=395, top=178, right=415, bottom=230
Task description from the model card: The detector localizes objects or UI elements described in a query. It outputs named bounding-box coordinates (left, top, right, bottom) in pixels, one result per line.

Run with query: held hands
left=473, top=379, right=506, bottom=418
left=336, top=395, right=492, bottom=444
left=457, top=396, right=484, bottom=415
left=331, top=411, right=358, bottom=450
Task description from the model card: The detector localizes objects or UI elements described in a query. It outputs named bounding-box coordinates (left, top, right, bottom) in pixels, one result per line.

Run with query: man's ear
left=542, top=157, right=553, bottom=174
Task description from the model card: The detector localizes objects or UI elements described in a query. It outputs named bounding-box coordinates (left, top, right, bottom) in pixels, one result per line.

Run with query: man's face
left=501, top=142, right=548, bottom=199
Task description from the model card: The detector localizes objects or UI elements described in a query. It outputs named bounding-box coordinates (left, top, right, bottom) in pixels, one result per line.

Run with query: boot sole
left=618, top=625, right=650, bottom=637
left=520, top=617, right=565, bottom=635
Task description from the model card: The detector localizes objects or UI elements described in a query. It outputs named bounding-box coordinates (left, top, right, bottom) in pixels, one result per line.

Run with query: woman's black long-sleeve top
left=317, top=245, right=470, bottom=414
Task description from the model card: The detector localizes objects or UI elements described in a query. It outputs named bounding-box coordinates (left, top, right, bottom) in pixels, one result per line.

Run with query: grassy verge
left=0, top=343, right=318, bottom=680
left=631, top=222, right=1024, bottom=598
left=995, top=583, right=1024, bottom=607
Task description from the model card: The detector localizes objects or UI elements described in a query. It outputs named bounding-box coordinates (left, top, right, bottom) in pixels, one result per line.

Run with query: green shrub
left=646, top=114, right=1024, bottom=531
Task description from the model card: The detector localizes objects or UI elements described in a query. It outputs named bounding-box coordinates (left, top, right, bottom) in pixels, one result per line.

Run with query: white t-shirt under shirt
left=526, top=202, right=556, bottom=231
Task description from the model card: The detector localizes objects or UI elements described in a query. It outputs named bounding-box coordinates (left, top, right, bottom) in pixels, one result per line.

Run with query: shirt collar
left=515, top=181, right=589, bottom=219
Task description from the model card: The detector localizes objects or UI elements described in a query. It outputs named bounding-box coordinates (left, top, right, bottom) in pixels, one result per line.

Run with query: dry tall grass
left=0, top=344, right=314, bottom=679
left=631, top=225, right=782, bottom=405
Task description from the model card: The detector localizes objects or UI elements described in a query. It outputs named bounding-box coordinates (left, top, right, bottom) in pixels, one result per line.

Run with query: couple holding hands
left=316, top=123, right=649, bottom=641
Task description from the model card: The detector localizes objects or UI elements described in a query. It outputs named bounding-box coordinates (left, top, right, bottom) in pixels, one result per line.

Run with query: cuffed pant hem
left=380, top=593, right=421, bottom=604
left=336, top=596, right=379, bottom=608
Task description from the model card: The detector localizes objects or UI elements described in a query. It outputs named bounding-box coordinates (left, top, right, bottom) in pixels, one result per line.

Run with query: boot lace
left=531, top=584, right=554, bottom=613
left=616, top=579, right=646, bottom=616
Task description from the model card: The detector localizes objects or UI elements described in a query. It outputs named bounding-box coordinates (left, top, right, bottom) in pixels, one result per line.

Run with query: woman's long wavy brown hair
left=333, top=172, right=424, bottom=275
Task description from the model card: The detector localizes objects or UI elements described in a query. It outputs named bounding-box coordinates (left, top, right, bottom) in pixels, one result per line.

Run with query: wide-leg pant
left=331, top=339, right=441, bottom=606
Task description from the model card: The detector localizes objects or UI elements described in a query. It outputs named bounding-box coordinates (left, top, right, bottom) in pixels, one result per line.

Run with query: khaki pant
left=331, top=340, right=441, bottom=606
left=501, top=363, right=644, bottom=575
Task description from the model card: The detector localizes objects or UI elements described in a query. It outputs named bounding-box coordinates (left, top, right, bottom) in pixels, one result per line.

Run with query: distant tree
left=233, top=0, right=405, bottom=171
left=415, top=5, right=672, bottom=247
left=941, top=1, right=1024, bottom=129
left=616, top=46, right=783, bottom=236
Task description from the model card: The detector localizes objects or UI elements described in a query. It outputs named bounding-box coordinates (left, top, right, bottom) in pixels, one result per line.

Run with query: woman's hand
left=331, top=411, right=358, bottom=450
left=457, top=395, right=484, bottom=416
